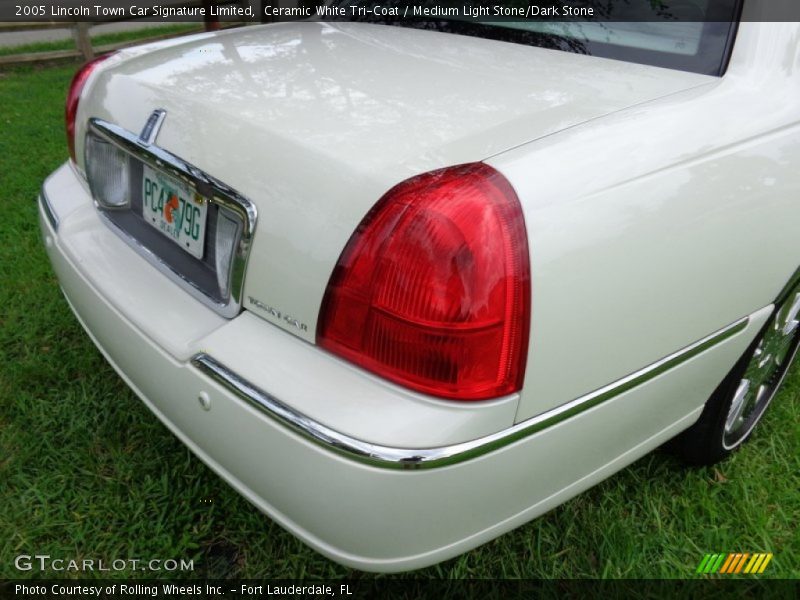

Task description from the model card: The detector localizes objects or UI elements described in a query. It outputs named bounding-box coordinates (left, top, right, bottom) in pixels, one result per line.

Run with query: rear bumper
left=39, top=162, right=768, bottom=572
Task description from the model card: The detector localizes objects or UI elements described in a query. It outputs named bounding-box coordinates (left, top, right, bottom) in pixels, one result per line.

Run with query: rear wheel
left=669, top=280, right=800, bottom=465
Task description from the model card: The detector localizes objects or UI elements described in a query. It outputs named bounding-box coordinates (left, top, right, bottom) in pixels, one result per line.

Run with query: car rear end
left=39, top=12, right=766, bottom=571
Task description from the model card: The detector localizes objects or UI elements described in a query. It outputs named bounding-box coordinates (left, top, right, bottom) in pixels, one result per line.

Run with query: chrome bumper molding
left=191, top=316, right=749, bottom=470
left=39, top=188, right=59, bottom=232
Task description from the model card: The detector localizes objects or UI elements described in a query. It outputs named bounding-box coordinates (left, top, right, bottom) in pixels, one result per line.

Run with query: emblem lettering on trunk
left=248, top=296, right=308, bottom=332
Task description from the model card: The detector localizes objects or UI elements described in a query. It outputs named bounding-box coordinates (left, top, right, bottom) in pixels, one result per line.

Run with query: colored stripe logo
left=696, top=553, right=773, bottom=574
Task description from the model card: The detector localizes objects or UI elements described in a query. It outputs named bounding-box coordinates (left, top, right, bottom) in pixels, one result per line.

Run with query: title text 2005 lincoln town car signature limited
left=39, top=0, right=800, bottom=571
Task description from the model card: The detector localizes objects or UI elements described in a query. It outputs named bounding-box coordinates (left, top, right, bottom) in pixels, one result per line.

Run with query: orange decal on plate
left=164, top=193, right=179, bottom=224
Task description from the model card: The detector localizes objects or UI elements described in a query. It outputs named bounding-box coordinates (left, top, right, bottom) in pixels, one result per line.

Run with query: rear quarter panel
left=491, top=22, right=800, bottom=421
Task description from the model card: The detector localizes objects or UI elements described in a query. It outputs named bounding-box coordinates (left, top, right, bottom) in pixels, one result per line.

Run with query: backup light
left=215, top=209, right=241, bottom=299
left=317, top=163, right=531, bottom=401
left=85, top=133, right=130, bottom=208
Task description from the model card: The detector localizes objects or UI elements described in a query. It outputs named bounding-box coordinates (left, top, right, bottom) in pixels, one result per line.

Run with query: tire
left=668, top=278, right=800, bottom=466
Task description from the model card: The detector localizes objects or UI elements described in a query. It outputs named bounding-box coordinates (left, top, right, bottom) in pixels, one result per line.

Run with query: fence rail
left=0, top=0, right=248, bottom=66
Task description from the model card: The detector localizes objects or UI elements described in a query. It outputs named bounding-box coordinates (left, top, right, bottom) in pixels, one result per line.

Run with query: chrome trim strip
left=191, top=316, right=749, bottom=470
left=39, top=187, right=59, bottom=232
left=85, top=118, right=257, bottom=319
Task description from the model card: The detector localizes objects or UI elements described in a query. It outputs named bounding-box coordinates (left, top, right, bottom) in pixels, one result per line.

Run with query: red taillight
left=317, top=163, right=531, bottom=401
left=66, top=54, right=114, bottom=163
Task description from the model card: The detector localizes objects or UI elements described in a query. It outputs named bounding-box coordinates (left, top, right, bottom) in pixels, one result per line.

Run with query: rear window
left=332, top=0, right=742, bottom=76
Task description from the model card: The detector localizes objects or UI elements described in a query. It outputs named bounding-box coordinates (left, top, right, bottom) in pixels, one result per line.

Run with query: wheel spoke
left=773, top=335, right=793, bottom=367
left=725, top=379, right=750, bottom=433
left=781, top=293, right=800, bottom=335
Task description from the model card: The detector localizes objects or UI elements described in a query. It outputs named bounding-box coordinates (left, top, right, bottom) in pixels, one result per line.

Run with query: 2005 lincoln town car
left=39, top=0, right=800, bottom=571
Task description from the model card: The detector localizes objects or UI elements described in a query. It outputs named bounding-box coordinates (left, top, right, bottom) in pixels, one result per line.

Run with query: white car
left=39, top=2, right=800, bottom=572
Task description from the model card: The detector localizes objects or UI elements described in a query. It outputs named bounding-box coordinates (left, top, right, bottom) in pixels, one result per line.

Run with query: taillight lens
left=317, top=163, right=531, bottom=401
left=66, top=54, right=114, bottom=163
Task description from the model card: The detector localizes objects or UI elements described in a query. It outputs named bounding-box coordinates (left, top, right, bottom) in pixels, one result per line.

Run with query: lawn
left=0, top=60, right=798, bottom=581
left=0, top=25, right=202, bottom=58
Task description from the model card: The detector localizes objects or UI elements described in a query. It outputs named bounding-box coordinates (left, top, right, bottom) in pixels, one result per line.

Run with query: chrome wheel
left=722, top=290, right=800, bottom=449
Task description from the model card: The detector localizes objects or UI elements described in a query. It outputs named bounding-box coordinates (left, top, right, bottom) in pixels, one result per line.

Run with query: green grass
left=0, top=62, right=798, bottom=581
left=0, top=25, right=202, bottom=57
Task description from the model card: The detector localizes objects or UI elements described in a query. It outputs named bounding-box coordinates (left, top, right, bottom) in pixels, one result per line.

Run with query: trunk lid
left=79, top=21, right=713, bottom=340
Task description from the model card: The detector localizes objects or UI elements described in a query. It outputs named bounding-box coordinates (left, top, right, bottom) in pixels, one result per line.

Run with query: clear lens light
left=215, top=209, right=241, bottom=299
left=85, top=134, right=130, bottom=208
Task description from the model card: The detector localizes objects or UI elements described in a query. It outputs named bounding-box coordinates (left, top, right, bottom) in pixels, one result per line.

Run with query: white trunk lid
left=79, top=21, right=713, bottom=339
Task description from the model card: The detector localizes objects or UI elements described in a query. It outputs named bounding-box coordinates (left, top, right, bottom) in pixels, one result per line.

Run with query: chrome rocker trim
left=191, top=317, right=749, bottom=470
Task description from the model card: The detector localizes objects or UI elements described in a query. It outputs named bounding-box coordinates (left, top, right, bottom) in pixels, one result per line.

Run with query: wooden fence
left=0, top=0, right=251, bottom=66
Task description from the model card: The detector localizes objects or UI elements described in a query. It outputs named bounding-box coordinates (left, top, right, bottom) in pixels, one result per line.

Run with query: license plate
left=142, top=164, right=207, bottom=259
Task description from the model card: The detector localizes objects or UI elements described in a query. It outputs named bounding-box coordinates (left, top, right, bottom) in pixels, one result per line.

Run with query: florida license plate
left=142, top=164, right=207, bottom=259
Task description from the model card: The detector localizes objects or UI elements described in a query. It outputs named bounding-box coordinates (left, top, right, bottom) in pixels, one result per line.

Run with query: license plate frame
left=142, top=164, right=208, bottom=260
